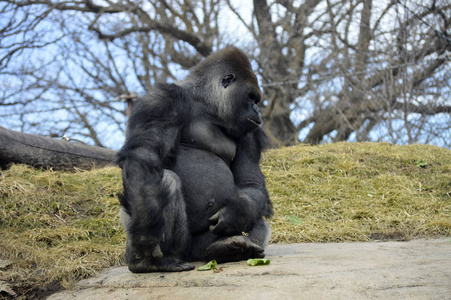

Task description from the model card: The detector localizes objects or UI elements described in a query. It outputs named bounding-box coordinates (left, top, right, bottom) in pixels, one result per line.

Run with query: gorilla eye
left=248, top=92, right=261, bottom=104
left=221, top=74, right=236, bottom=88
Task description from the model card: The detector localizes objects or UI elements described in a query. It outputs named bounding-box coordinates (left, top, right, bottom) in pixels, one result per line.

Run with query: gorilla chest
left=172, top=147, right=238, bottom=234
left=173, top=121, right=239, bottom=234
left=180, top=120, right=237, bottom=164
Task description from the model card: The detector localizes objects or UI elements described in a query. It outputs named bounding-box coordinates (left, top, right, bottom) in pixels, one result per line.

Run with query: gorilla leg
left=190, top=218, right=271, bottom=263
left=121, top=170, right=194, bottom=273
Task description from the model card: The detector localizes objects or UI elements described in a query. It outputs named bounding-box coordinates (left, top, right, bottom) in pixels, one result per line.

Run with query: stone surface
left=47, top=239, right=451, bottom=300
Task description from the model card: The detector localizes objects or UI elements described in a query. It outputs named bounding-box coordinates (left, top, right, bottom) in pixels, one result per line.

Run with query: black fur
left=116, top=46, right=273, bottom=272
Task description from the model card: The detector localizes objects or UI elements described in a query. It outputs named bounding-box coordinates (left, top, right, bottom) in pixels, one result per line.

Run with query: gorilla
left=116, top=46, right=273, bottom=273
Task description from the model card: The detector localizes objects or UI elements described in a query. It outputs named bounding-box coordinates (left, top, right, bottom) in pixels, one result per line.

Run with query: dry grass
left=263, top=142, right=451, bottom=243
left=0, top=166, right=125, bottom=299
left=0, top=142, right=450, bottom=298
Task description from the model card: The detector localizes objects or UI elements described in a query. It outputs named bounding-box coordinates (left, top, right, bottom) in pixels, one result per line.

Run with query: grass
left=264, top=142, right=451, bottom=243
left=0, top=166, right=125, bottom=299
left=0, top=142, right=450, bottom=299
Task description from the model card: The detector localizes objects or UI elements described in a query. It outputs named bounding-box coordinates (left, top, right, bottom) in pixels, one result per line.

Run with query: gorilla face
left=219, top=71, right=263, bottom=136
left=187, top=47, right=264, bottom=137
left=246, top=90, right=263, bottom=127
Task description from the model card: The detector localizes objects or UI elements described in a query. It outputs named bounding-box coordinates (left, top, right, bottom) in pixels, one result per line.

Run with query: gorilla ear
left=221, top=74, right=236, bottom=88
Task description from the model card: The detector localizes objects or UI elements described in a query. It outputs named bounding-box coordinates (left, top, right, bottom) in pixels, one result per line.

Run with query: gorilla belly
left=171, top=146, right=238, bottom=235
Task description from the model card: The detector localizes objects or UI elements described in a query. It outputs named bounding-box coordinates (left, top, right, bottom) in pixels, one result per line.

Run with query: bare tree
left=0, top=0, right=220, bottom=148
left=0, top=0, right=450, bottom=148
left=299, top=0, right=451, bottom=145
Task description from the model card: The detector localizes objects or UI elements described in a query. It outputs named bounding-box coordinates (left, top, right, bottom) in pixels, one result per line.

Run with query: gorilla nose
left=252, top=103, right=259, bottom=114
left=249, top=92, right=261, bottom=104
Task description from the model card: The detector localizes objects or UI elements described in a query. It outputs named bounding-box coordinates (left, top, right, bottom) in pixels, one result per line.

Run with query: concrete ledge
left=47, top=239, right=451, bottom=300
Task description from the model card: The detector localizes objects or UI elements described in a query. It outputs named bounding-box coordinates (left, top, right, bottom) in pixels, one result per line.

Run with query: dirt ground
left=47, top=238, right=451, bottom=300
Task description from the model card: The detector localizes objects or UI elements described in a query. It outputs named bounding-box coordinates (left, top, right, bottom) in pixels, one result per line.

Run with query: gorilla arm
left=116, top=85, right=185, bottom=260
left=209, top=129, right=273, bottom=236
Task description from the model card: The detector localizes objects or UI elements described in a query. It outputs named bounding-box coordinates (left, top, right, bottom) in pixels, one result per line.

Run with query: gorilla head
left=184, top=47, right=263, bottom=137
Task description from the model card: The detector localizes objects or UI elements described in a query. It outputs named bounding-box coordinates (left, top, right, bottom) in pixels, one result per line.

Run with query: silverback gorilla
left=116, top=46, right=273, bottom=273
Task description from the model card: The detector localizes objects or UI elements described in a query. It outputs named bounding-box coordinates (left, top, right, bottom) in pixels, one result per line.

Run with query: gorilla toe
left=205, top=236, right=265, bottom=263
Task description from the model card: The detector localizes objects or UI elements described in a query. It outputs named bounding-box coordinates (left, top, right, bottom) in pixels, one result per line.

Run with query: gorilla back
left=116, top=46, right=273, bottom=273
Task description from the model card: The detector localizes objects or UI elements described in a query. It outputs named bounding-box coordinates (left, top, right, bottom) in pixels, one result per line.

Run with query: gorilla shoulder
left=126, top=83, right=188, bottom=135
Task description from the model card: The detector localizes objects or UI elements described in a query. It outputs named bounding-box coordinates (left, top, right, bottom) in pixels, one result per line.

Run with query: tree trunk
left=0, top=126, right=117, bottom=171
left=262, top=90, right=298, bottom=147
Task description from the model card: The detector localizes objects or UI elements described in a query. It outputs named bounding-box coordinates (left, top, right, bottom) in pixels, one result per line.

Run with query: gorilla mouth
left=247, top=118, right=263, bottom=126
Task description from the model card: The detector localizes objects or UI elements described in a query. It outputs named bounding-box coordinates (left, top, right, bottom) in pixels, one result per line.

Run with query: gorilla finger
left=209, top=223, right=225, bottom=234
left=213, top=222, right=238, bottom=236
left=174, top=262, right=196, bottom=272
left=151, top=244, right=163, bottom=259
left=253, top=244, right=265, bottom=253
left=210, top=222, right=226, bottom=235
left=209, top=212, right=219, bottom=224
left=246, top=240, right=265, bottom=257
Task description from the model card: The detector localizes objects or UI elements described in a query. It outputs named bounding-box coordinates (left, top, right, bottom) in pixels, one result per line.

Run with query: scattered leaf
left=197, top=260, right=217, bottom=271
left=287, top=215, right=303, bottom=225
left=247, top=258, right=271, bottom=266
left=415, top=159, right=429, bottom=168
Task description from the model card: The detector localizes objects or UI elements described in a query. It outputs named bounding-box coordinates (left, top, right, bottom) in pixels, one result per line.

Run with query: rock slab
left=47, top=239, right=451, bottom=300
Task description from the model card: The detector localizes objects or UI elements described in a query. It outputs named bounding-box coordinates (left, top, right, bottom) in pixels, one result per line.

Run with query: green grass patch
left=0, top=142, right=450, bottom=298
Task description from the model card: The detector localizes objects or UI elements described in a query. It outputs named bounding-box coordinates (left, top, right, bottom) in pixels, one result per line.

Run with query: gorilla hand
left=209, top=201, right=255, bottom=236
left=209, top=207, right=241, bottom=235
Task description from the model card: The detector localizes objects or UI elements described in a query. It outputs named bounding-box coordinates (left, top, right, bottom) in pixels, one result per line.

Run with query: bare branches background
left=0, top=0, right=450, bottom=148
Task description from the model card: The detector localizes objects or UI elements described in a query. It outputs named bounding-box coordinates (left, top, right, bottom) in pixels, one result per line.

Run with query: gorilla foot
left=205, top=236, right=265, bottom=263
left=128, top=256, right=195, bottom=273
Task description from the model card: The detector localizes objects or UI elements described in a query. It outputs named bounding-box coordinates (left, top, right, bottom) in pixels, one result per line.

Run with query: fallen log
left=0, top=126, right=117, bottom=171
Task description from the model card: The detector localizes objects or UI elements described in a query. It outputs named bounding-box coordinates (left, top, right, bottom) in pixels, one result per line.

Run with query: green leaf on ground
left=247, top=258, right=271, bottom=266
left=415, top=159, right=429, bottom=168
left=197, top=260, right=218, bottom=271
left=287, top=215, right=303, bottom=225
